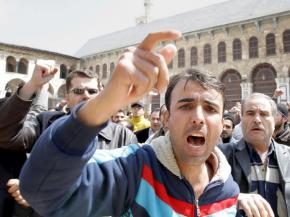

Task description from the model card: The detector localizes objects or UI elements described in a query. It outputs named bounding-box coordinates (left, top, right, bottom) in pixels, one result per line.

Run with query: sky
left=0, top=0, right=228, bottom=56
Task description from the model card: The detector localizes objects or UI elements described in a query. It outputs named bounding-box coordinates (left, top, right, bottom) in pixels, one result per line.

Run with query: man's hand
left=238, top=193, right=274, bottom=217
left=20, top=61, right=58, bottom=100
left=109, top=31, right=180, bottom=101
left=78, top=30, right=181, bottom=126
left=7, top=179, right=30, bottom=207
left=273, top=88, right=284, bottom=99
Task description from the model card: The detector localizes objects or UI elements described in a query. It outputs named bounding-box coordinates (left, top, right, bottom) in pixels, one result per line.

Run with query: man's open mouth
left=187, top=135, right=205, bottom=146
left=252, top=127, right=263, bottom=131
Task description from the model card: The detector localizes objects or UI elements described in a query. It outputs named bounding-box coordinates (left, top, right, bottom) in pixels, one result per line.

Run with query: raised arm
left=20, top=30, right=181, bottom=217
left=78, top=30, right=180, bottom=126
left=0, top=62, right=57, bottom=151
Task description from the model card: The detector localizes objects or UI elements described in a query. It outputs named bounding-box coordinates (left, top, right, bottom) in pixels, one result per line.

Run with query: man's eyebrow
left=177, top=97, right=220, bottom=105
left=177, top=98, right=195, bottom=103
left=204, top=99, right=220, bottom=107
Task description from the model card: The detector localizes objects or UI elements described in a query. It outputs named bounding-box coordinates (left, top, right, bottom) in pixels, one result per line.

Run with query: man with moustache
left=219, top=93, right=290, bottom=217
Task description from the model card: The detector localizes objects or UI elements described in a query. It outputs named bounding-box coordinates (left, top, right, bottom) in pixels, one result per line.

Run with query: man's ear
left=164, top=110, right=170, bottom=126
left=282, top=116, right=288, bottom=123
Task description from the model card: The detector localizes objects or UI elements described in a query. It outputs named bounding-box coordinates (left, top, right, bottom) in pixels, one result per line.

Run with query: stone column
left=240, top=76, right=251, bottom=100
left=275, top=77, right=289, bottom=103
left=0, top=55, right=6, bottom=97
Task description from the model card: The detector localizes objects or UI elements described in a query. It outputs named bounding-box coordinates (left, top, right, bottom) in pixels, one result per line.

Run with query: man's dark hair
left=223, top=114, right=236, bottom=128
left=151, top=108, right=160, bottom=115
left=165, top=68, right=225, bottom=112
left=117, top=109, right=125, bottom=114
left=5, top=91, right=12, bottom=98
left=66, top=69, right=98, bottom=92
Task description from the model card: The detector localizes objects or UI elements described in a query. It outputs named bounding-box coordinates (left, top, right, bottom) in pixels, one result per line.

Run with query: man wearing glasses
left=0, top=66, right=137, bottom=217
left=0, top=68, right=137, bottom=155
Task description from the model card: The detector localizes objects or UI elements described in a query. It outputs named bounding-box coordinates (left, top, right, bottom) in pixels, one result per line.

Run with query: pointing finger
left=138, top=30, right=181, bottom=51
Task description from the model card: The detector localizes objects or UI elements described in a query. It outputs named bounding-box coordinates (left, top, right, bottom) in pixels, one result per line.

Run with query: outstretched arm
left=20, top=30, right=181, bottom=217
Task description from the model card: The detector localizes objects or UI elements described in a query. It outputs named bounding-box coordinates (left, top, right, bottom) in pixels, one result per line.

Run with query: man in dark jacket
left=273, top=103, right=290, bottom=146
left=219, top=93, right=290, bottom=217
left=0, top=63, right=136, bottom=217
left=0, top=62, right=57, bottom=217
left=135, top=108, right=161, bottom=143
left=0, top=68, right=137, bottom=151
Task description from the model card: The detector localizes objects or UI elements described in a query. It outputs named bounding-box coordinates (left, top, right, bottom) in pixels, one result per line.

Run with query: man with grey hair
left=219, top=93, right=290, bottom=217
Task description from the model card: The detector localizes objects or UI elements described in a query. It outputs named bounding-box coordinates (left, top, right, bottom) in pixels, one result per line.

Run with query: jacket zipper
left=182, top=178, right=201, bottom=217
left=195, top=199, right=200, bottom=217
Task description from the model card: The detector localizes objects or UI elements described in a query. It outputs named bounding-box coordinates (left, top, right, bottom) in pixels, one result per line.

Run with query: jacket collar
left=150, top=132, right=232, bottom=183
left=234, top=138, right=285, bottom=185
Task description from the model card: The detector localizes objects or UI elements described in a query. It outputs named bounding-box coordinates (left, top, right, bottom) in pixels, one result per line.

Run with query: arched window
left=102, top=64, right=107, bottom=79
left=6, top=56, right=16, bottom=72
left=57, top=84, right=66, bottom=98
left=218, top=42, right=226, bottom=63
left=110, top=62, right=115, bottom=76
left=204, top=44, right=211, bottom=64
left=60, top=64, right=67, bottom=79
left=221, top=70, right=242, bottom=110
left=5, top=78, right=25, bottom=94
left=178, top=48, right=185, bottom=68
left=249, top=36, right=258, bottom=58
left=283, top=30, right=290, bottom=53
left=266, top=33, right=276, bottom=56
left=233, top=39, right=242, bottom=60
left=95, top=65, right=100, bottom=77
left=252, top=63, right=277, bottom=97
left=18, top=58, right=28, bottom=74
left=190, top=47, right=198, bottom=66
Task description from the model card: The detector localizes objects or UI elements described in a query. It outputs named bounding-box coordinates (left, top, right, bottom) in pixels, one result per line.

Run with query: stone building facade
left=77, top=0, right=290, bottom=110
left=1, top=0, right=290, bottom=112
left=0, top=42, right=80, bottom=107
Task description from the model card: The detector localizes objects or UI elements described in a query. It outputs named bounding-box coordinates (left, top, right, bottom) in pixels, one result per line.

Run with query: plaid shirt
left=247, top=142, right=287, bottom=217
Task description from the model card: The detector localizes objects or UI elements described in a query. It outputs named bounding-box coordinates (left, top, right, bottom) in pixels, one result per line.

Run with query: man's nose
left=191, top=106, right=205, bottom=126
left=254, top=114, right=262, bottom=123
left=82, top=90, right=91, bottom=100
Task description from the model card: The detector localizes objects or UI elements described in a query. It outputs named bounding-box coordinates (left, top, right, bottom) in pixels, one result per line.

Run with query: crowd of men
left=0, top=30, right=289, bottom=217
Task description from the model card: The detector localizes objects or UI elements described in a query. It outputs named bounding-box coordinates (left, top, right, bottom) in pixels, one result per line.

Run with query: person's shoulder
left=38, top=110, right=65, bottom=119
left=218, top=141, right=238, bottom=150
left=104, top=121, right=135, bottom=136
left=36, top=110, right=66, bottom=126
left=218, top=140, right=242, bottom=156
left=274, top=141, right=290, bottom=152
